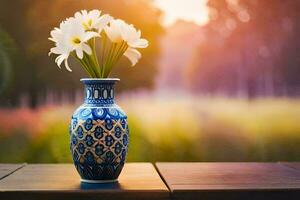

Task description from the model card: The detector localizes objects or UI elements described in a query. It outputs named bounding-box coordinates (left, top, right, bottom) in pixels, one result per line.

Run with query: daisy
left=49, top=18, right=99, bottom=71
left=74, top=9, right=112, bottom=33
left=49, top=10, right=149, bottom=77
left=104, top=19, right=148, bottom=66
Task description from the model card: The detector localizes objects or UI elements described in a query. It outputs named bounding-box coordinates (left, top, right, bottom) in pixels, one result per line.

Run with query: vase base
left=80, top=178, right=118, bottom=184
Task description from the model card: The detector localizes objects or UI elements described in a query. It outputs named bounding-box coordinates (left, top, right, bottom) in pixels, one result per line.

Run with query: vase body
left=69, top=78, right=129, bottom=183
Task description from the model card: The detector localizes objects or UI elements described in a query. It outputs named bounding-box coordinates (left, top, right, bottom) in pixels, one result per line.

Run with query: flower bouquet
left=49, top=9, right=148, bottom=77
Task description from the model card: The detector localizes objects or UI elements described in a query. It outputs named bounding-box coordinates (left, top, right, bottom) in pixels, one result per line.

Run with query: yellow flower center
left=71, top=37, right=81, bottom=45
left=83, top=19, right=93, bottom=30
left=88, top=19, right=92, bottom=26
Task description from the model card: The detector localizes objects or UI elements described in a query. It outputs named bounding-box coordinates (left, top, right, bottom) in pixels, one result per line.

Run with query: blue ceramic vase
left=69, top=78, right=129, bottom=183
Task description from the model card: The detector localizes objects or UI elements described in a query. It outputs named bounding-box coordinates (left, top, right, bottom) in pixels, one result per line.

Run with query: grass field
left=0, top=96, right=299, bottom=163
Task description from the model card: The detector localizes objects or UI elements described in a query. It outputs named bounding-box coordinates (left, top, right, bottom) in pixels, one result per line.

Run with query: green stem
left=93, top=38, right=100, bottom=68
left=71, top=53, right=95, bottom=77
left=104, top=42, right=128, bottom=77
left=100, top=34, right=107, bottom=77
left=87, top=39, right=100, bottom=77
left=102, top=42, right=116, bottom=78
left=107, top=43, right=117, bottom=69
left=117, top=42, right=128, bottom=61
left=103, top=42, right=123, bottom=77
left=110, top=41, right=125, bottom=64
left=91, top=38, right=101, bottom=77
left=82, top=53, right=97, bottom=78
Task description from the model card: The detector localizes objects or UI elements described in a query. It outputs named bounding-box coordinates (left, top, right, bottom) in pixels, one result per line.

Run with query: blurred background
left=0, top=0, right=299, bottom=163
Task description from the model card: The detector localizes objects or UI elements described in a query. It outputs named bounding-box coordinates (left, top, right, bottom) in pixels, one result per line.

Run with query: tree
left=187, top=0, right=300, bottom=97
left=0, top=0, right=163, bottom=107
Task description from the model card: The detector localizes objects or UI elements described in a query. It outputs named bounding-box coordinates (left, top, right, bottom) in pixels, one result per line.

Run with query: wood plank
left=0, top=164, right=26, bottom=180
left=156, top=162, right=300, bottom=200
left=280, top=162, right=300, bottom=172
left=0, top=163, right=169, bottom=200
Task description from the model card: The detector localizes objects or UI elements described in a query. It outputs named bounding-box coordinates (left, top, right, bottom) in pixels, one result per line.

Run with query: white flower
left=104, top=19, right=124, bottom=43
left=121, top=23, right=148, bottom=48
left=49, top=18, right=99, bottom=71
left=48, top=21, right=73, bottom=71
left=104, top=19, right=148, bottom=66
left=49, top=10, right=149, bottom=77
left=61, top=18, right=99, bottom=59
left=74, top=10, right=112, bottom=32
left=48, top=27, right=61, bottom=43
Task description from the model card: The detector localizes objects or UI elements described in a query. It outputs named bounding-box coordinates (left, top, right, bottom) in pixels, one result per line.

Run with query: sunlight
left=153, top=0, right=209, bottom=27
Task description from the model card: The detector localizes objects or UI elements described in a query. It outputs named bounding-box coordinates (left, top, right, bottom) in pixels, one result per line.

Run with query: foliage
left=0, top=0, right=163, bottom=107
left=0, top=98, right=299, bottom=163
left=0, top=29, right=14, bottom=95
left=187, top=0, right=300, bottom=97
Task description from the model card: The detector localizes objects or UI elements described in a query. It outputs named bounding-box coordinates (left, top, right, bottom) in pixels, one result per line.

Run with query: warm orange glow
left=153, top=0, right=209, bottom=27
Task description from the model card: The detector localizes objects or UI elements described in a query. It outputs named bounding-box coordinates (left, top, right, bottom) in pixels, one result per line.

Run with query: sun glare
left=153, top=0, right=209, bottom=27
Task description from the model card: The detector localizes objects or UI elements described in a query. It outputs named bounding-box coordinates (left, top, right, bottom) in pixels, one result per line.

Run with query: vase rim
left=80, top=78, right=120, bottom=84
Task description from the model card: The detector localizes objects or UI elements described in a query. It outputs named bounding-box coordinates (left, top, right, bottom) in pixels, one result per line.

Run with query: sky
left=153, top=0, right=209, bottom=27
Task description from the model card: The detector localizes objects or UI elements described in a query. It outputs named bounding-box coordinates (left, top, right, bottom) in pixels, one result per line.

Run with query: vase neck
left=81, top=79, right=119, bottom=106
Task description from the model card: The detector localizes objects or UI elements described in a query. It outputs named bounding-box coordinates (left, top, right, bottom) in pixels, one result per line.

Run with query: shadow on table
left=80, top=182, right=122, bottom=190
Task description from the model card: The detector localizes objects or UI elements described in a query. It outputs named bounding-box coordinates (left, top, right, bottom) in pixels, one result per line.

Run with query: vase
left=69, top=78, right=129, bottom=183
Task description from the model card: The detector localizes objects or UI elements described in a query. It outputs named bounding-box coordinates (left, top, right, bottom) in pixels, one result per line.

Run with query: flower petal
left=123, top=47, right=141, bottom=66
left=64, top=58, right=72, bottom=72
left=128, top=38, right=149, bottom=48
left=82, top=43, right=92, bottom=55
left=55, top=55, right=61, bottom=63
left=89, top=9, right=100, bottom=18
left=49, top=28, right=61, bottom=42
left=49, top=47, right=62, bottom=55
left=137, top=30, right=141, bottom=38
left=76, top=48, right=84, bottom=59
left=96, top=14, right=113, bottom=32
left=104, top=20, right=123, bottom=43
left=83, top=31, right=99, bottom=41
left=74, top=11, right=82, bottom=19
left=56, top=55, right=65, bottom=68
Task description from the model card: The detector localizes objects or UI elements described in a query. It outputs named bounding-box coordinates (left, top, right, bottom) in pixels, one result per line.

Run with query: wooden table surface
left=0, top=163, right=169, bottom=200
left=1, top=162, right=300, bottom=200
left=156, top=162, right=300, bottom=200
left=0, top=164, right=25, bottom=180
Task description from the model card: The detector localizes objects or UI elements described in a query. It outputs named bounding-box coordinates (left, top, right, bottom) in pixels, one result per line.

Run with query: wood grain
left=0, top=164, right=25, bottom=180
left=280, top=162, right=300, bottom=172
left=0, top=163, right=169, bottom=200
left=156, top=162, right=300, bottom=200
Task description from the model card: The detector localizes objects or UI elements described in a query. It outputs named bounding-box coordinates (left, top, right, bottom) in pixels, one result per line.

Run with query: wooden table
left=0, top=163, right=169, bottom=200
left=156, top=162, right=300, bottom=200
left=0, top=163, right=299, bottom=200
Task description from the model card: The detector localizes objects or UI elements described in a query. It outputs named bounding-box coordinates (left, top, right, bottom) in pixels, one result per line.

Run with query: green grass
left=0, top=97, right=299, bottom=163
